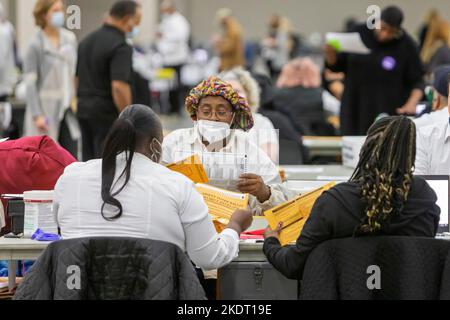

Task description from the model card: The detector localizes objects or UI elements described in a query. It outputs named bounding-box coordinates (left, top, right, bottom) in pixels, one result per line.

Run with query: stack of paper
left=264, top=182, right=336, bottom=246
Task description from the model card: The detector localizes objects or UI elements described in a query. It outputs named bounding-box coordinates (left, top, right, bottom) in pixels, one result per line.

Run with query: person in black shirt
left=325, top=6, right=425, bottom=135
left=76, top=0, right=142, bottom=161
left=264, top=116, right=440, bottom=280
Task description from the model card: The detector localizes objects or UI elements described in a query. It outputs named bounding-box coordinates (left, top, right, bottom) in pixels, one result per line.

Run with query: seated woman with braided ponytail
left=264, top=116, right=440, bottom=280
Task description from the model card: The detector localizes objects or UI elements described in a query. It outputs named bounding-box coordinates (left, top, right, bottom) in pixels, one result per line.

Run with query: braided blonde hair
left=352, top=116, right=416, bottom=235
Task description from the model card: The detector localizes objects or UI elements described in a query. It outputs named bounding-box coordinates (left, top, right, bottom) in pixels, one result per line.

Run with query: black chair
left=300, top=236, right=450, bottom=300
left=14, top=237, right=206, bottom=300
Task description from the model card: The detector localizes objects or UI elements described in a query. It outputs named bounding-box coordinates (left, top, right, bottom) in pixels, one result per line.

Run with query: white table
left=284, top=180, right=341, bottom=194
left=236, top=217, right=267, bottom=262
left=0, top=238, right=50, bottom=292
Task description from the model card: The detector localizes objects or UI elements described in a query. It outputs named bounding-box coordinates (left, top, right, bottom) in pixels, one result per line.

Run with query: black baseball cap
left=433, top=65, right=450, bottom=97
left=381, top=6, right=404, bottom=29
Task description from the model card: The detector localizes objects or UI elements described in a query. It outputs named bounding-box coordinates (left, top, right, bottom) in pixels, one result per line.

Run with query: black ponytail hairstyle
left=101, top=104, right=163, bottom=221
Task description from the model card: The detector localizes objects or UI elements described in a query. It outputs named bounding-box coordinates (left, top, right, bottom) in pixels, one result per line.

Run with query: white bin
left=23, top=191, right=57, bottom=238
left=342, top=136, right=366, bottom=169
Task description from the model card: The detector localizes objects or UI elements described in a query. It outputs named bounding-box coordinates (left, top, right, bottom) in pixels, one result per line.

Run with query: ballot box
left=218, top=261, right=298, bottom=300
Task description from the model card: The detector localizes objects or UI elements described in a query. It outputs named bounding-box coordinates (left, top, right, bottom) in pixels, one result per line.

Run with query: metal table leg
left=8, top=260, right=17, bottom=293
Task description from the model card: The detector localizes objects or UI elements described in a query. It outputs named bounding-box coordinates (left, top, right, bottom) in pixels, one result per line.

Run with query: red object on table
left=240, top=229, right=266, bottom=240
left=0, top=136, right=76, bottom=235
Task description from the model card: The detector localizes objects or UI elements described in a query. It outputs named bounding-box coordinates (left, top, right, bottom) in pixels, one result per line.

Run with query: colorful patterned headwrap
left=185, top=76, right=254, bottom=131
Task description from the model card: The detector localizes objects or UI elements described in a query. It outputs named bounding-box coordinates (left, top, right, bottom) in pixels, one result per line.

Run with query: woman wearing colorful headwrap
left=162, top=77, right=294, bottom=215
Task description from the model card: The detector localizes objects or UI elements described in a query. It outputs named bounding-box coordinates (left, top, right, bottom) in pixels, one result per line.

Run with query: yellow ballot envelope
left=166, top=155, right=209, bottom=184
left=264, top=182, right=336, bottom=246
left=196, top=184, right=249, bottom=233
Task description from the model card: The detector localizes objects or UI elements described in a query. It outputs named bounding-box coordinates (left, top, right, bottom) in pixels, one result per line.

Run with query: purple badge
left=382, top=56, right=396, bottom=71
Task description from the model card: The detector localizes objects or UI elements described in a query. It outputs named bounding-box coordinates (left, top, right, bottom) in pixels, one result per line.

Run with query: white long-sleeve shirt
left=53, top=152, right=239, bottom=271
left=415, top=118, right=450, bottom=176
left=414, top=108, right=449, bottom=129
left=157, top=12, right=190, bottom=66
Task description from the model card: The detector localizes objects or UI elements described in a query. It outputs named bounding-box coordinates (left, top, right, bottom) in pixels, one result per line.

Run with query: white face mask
left=197, top=120, right=231, bottom=144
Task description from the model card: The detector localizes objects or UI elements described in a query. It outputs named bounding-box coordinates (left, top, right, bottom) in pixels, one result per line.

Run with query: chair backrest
left=14, top=237, right=206, bottom=300
left=300, top=236, right=450, bottom=300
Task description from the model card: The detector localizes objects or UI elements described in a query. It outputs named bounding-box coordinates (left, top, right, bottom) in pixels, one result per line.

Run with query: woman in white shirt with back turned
left=54, top=104, right=253, bottom=271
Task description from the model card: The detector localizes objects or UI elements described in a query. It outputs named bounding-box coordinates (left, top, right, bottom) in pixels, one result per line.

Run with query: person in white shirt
left=219, top=67, right=280, bottom=163
left=54, top=104, right=253, bottom=271
left=415, top=65, right=450, bottom=129
left=156, top=0, right=190, bottom=114
left=162, top=77, right=294, bottom=215
left=415, top=68, right=450, bottom=175
left=0, top=3, right=17, bottom=102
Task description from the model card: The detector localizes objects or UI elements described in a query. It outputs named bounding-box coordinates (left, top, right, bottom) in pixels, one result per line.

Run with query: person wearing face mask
left=54, top=104, right=253, bottom=272
left=24, top=0, right=78, bottom=155
left=162, top=77, right=295, bottom=216
left=76, top=0, right=142, bottom=161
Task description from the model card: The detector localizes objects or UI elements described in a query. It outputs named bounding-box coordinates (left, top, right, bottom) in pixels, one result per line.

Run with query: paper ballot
left=196, top=184, right=249, bottom=233
left=264, top=182, right=336, bottom=246
left=326, top=32, right=371, bottom=54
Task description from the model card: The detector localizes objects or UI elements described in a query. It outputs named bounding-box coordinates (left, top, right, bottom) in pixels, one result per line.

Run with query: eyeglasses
left=197, top=109, right=234, bottom=120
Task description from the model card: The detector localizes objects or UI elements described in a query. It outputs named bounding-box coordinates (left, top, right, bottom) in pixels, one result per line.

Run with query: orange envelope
left=166, top=155, right=209, bottom=184
left=196, top=184, right=249, bottom=233
left=264, top=182, right=336, bottom=246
